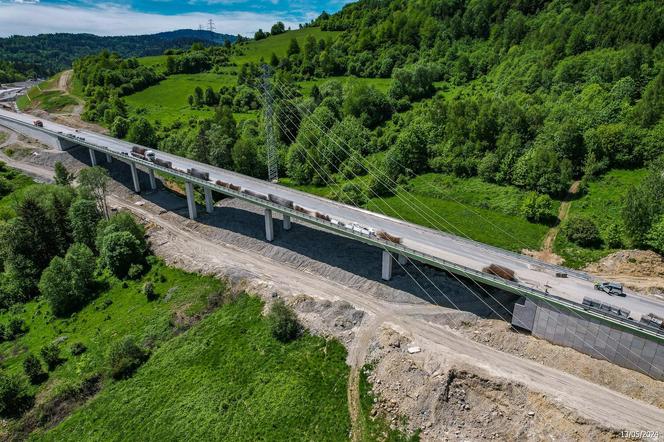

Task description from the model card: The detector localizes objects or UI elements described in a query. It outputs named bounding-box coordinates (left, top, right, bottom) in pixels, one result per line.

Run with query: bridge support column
left=283, top=214, right=291, bottom=231
left=398, top=254, right=408, bottom=266
left=130, top=162, right=140, bottom=193
left=382, top=251, right=393, bottom=281
left=106, top=153, right=112, bottom=163
left=264, top=209, right=274, bottom=242
left=185, top=181, right=197, bottom=220
left=89, top=148, right=97, bottom=166
left=148, top=169, right=157, bottom=191
left=204, top=188, right=214, bottom=214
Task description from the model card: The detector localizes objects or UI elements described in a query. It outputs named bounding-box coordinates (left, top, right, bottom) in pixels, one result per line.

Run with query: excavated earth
left=2, top=133, right=664, bottom=440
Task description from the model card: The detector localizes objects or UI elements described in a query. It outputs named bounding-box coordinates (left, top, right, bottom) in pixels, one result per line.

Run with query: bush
left=605, top=223, right=624, bottom=249
left=646, top=216, right=664, bottom=255
left=99, top=231, right=144, bottom=279
left=267, top=299, right=302, bottom=343
left=70, top=342, right=87, bottom=356
left=143, top=282, right=157, bottom=302
left=40, top=342, right=64, bottom=371
left=6, top=317, right=26, bottom=340
left=107, top=336, right=149, bottom=380
left=23, top=354, right=47, bottom=384
left=128, top=263, right=145, bottom=280
left=39, top=244, right=96, bottom=317
left=563, top=217, right=602, bottom=248
left=521, top=192, right=555, bottom=224
left=0, top=372, right=31, bottom=418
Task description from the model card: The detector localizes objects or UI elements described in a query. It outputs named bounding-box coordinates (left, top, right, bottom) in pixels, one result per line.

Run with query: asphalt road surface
left=2, top=108, right=664, bottom=323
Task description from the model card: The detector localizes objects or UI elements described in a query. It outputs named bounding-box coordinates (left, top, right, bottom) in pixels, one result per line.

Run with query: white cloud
left=0, top=3, right=303, bottom=37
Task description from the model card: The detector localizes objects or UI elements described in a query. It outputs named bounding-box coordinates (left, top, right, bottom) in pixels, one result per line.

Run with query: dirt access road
left=2, top=142, right=664, bottom=438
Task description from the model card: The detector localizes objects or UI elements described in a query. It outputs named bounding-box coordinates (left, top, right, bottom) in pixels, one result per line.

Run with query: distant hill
left=0, top=30, right=237, bottom=80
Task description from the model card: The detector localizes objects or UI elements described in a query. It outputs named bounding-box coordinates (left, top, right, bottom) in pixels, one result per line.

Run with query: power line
left=264, top=78, right=660, bottom=374
left=262, top=66, right=279, bottom=183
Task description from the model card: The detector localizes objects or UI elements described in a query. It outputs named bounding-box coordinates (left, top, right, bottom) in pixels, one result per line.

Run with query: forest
left=73, top=0, right=662, bottom=256
left=0, top=30, right=237, bottom=80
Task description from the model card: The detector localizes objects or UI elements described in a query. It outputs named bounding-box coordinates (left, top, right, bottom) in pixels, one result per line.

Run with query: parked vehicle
left=594, top=281, right=625, bottom=296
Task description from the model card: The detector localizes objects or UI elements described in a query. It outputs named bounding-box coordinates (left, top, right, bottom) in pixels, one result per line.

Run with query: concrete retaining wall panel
left=512, top=297, right=664, bottom=380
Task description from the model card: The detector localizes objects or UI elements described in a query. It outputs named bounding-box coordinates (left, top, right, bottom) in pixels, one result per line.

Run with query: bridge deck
left=2, top=108, right=663, bottom=339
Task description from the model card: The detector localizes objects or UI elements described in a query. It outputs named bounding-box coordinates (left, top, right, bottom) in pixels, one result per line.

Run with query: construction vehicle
left=594, top=281, right=625, bottom=296
left=145, top=150, right=156, bottom=161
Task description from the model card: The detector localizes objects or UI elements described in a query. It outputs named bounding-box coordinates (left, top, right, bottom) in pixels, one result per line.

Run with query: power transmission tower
left=262, top=65, right=278, bottom=183
left=207, top=19, right=216, bottom=33
left=198, top=24, right=203, bottom=31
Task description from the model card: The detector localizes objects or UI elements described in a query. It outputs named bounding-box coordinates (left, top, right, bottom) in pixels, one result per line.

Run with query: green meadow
left=554, top=169, right=648, bottom=268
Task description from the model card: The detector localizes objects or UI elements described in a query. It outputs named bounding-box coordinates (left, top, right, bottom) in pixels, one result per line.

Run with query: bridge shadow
left=73, top=147, right=519, bottom=320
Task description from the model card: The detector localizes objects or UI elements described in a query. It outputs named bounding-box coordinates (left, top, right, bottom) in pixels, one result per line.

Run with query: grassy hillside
left=0, top=168, right=410, bottom=441
left=16, top=73, right=79, bottom=113
left=38, top=295, right=352, bottom=441
left=233, top=27, right=342, bottom=66
left=554, top=169, right=649, bottom=268
left=125, top=73, right=239, bottom=125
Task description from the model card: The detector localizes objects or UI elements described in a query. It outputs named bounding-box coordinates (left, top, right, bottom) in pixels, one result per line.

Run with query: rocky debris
left=364, top=328, right=618, bottom=441
left=585, top=250, right=664, bottom=297
left=290, top=294, right=365, bottom=345
left=586, top=250, right=664, bottom=278
left=454, top=319, right=664, bottom=409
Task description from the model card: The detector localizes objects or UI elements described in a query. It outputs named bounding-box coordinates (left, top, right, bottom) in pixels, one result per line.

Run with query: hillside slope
left=0, top=30, right=237, bottom=79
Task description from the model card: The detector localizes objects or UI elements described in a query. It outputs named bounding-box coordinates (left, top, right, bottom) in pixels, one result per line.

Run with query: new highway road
left=1, top=108, right=664, bottom=326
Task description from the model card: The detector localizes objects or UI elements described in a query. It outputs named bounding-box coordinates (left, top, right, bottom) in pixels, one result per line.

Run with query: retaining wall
left=513, top=298, right=664, bottom=380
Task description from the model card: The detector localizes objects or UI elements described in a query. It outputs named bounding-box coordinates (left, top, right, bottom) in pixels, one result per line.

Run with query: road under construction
left=1, top=107, right=663, bottom=380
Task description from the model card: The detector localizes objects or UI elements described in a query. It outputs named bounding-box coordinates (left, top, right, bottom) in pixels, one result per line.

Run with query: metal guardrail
left=2, top=113, right=663, bottom=344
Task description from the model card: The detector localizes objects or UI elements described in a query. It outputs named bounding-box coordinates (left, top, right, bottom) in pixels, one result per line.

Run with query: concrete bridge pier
left=283, top=214, right=292, bottom=231
left=204, top=188, right=214, bottom=214
left=89, top=148, right=97, bottom=166
left=398, top=254, right=408, bottom=266
left=382, top=251, right=393, bottom=281
left=265, top=209, right=274, bottom=242
left=130, top=162, right=140, bottom=193
left=185, top=181, right=197, bottom=220
left=148, top=169, right=157, bottom=191
left=106, top=153, right=112, bottom=163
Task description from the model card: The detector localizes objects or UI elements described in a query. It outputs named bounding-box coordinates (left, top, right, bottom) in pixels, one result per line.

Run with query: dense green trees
left=39, top=244, right=95, bottom=317
left=621, top=158, right=664, bottom=248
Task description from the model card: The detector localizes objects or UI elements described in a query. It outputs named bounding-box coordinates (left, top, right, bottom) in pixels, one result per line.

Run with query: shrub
left=128, top=263, right=145, bottom=280
left=39, top=244, right=96, bottom=317
left=143, top=282, right=157, bottom=302
left=23, top=354, right=47, bottom=384
left=0, top=372, right=31, bottom=417
left=70, top=342, right=87, bottom=356
left=521, top=192, right=555, bottom=224
left=99, top=231, right=144, bottom=279
left=646, top=216, right=664, bottom=255
left=6, top=317, right=26, bottom=340
left=267, top=299, right=302, bottom=343
left=40, top=342, right=64, bottom=371
left=107, top=336, right=149, bottom=380
left=605, top=223, right=624, bottom=249
left=563, top=217, right=602, bottom=248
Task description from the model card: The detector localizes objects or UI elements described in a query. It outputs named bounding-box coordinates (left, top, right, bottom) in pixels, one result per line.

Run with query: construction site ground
left=2, top=127, right=664, bottom=441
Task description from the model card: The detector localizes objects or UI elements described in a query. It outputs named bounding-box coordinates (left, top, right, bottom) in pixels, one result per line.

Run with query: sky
left=0, top=0, right=352, bottom=37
